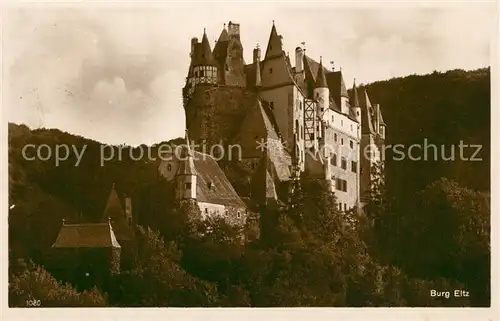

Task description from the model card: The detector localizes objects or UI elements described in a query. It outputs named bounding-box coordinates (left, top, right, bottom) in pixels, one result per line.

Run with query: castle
left=178, top=20, right=386, bottom=217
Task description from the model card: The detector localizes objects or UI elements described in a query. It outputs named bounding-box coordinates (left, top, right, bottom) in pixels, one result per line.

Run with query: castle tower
left=184, top=28, right=218, bottom=99
left=314, top=57, right=329, bottom=143
left=176, top=130, right=197, bottom=201
left=314, top=57, right=329, bottom=116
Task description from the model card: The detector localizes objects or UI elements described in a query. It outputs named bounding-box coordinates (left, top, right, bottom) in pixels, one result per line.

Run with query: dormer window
left=167, top=164, right=172, bottom=171
left=207, top=181, right=213, bottom=190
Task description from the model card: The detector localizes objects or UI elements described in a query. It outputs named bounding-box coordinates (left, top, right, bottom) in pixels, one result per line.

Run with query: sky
left=3, top=1, right=496, bottom=146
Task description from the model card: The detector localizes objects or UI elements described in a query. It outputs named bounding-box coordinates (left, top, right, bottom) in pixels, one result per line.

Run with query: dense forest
left=8, top=68, right=490, bottom=307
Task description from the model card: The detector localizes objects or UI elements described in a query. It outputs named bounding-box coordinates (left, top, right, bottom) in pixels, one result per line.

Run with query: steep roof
left=264, top=22, right=283, bottom=59
left=350, top=80, right=360, bottom=107
left=178, top=130, right=197, bottom=176
left=358, top=87, right=375, bottom=134
left=251, top=150, right=278, bottom=206
left=102, top=184, right=134, bottom=242
left=325, top=71, right=349, bottom=108
left=192, top=29, right=216, bottom=67
left=315, top=58, right=328, bottom=88
left=191, top=151, right=246, bottom=208
left=52, top=222, right=121, bottom=248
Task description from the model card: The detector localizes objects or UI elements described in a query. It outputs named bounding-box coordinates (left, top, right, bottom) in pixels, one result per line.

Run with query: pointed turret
left=178, top=130, right=196, bottom=176
left=351, top=79, right=361, bottom=123
left=102, top=183, right=134, bottom=243
left=313, top=57, right=330, bottom=117
left=176, top=130, right=197, bottom=200
left=359, top=88, right=375, bottom=135
left=315, top=57, right=328, bottom=88
left=265, top=21, right=283, bottom=59
left=199, top=28, right=216, bottom=66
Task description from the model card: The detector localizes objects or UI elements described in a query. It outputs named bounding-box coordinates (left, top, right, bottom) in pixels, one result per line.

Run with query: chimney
left=295, top=46, right=304, bottom=73
left=254, top=44, right=262, bottom=88
left=295, top=46, right=304, bottom=85
left=253, top=45, right=261, bottom=64
left=227, top=21, right=240, bottom=40
left=190, top=37, right=198, bottom=57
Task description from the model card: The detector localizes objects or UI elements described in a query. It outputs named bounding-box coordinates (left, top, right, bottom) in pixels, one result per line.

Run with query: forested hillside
left=8, top=68, right=490, bottom=307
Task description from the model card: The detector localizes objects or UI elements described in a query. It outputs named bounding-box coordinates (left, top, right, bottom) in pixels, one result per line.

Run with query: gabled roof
left=102, top=184, right=134, bottom=242
left=191, top=151, right=246, bottom=208
left=233, top=98, right=280, bottom=159
left=52, top=222, right=121, bottom=248
left=158, top=149, right=247, bottom=209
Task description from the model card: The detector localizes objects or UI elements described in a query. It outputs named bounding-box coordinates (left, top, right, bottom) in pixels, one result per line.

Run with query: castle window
left=344, top=203, right=347, bottom=211
left=332, top=154, right=337, bottom=166
left=341, top=120, right=343, bottom=127
left=200, top=70, right=204, bottom=77
left=338, top=203, right=342, bottom=211
left=351, top=161, right=357, bottom=173
left=309, top=133, right=314, bottom=140
left=334, top=133, right=337, bottom=141
left=357, top=111, right=360, bottom=116
left=237, top=211, right=241, bottom=218
left=185, top=182, right=192, bottom=189
left=207, top=181, right=213, bottom=190
left=341, top=157, right=347, bottom=170
left=195, top=71, right=198, bottom=77
left=343, top=180, right=347, bottom=192
left=341, top=138, right=344, bottom=145
left=350, top=140, right=353, bottom=149
left=205, top=208, right=208, bottom=214
left=332, top=116, right=334, bottom=123
left=269, top=68, right=273, bottom=74
left=251, top=163, right=255, bottom=169
left=167, top=164, right=172, bottom=171
left=225, top=63, right=229, bottom=71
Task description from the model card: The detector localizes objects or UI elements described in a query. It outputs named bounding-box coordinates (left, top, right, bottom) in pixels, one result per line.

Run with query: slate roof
left=158, top=149, right=246, bottom=208
left=52, top=223, right=121, bottom=248
left=192, top=151, right=246, bottom=208
left=315, top=58, right=328, bottom=89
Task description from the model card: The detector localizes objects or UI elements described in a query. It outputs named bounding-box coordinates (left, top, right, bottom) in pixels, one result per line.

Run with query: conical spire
left=178, top=130, right=196, bottom=175
left=315, top=56, right=328, bottom=88
left=360, top=87, right=375, bottom=134
left=350, top=79, right=360, bottom=107
left=265, top=21, right=283, bottom=59
left=198, top=28, right=216, bottom=66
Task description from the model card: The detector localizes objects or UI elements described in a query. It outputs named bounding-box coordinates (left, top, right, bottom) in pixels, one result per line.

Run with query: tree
left=9, top=259, right=107, bottom=307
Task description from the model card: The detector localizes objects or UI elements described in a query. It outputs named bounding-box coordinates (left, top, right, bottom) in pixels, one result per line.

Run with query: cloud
left=4, top=4, right=494, bottom=145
